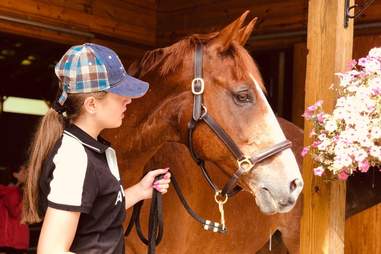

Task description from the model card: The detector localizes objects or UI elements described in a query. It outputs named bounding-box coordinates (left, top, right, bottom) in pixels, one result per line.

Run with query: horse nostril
left=279, top=197, right=296, bottom=208
left=290, top=178, right=303, bottom=192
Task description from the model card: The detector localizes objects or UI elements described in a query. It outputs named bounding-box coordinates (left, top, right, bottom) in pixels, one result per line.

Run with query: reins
left=125, top=171, right=226, bottom=254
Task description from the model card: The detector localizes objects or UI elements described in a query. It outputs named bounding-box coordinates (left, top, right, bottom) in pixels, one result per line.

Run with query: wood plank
left=0, top=20, right=149, bottom=64
left=291, top=42, right=307, bottom=128
left=0, top=0, right=156, bottom=46
left=157, top=0, right=381, bottom=49
left=300, top=0, right=354, bottom=253
left=345, top=203, right=381, bottom=253
left=40, top=0, right=156, bottom=11
left=157, top=0, right=307, bottom=46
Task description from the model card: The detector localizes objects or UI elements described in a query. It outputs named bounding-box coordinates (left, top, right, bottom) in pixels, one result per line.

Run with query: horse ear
left=127, top=61, right=140, bottom=76
left=211, top=10, right=250, bottom=51
left=235, top=17, right=257, bottom=46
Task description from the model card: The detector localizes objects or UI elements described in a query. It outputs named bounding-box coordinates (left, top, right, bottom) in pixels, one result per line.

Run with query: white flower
left=333, top=155, right=352, bottom=169
left=364, top=59, right=381, bottom=73
left=354, top=117, right=370, bottom=130
left=318, top=134, right=327, bottom=141
left=368, top=76, right=381, bottom=89
left=370, top=146, right=381, bottom=159
left=333, top=107, right=348, bottom=120
left=317, top=140, right=330, bottom=151
left=371, top=127, right=381, bottom=139
left=324, top=119, right=337, bottom=132
left=336, top=73, right=352, bottom=87
left=354, top=148, right=368, bottom=162
left=358, top=136, right=372, bottom=148
left=368, top=48, right=381, bottom=59
left=336, top=97, right=346, bottom=107
left=341, top=129, right=357, bottom=142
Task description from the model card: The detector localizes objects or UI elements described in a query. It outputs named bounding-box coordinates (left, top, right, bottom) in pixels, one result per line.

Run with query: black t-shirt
left=39, top=124, right=126, bottom=254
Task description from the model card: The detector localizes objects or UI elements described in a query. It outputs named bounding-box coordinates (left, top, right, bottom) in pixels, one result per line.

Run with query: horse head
left=125, top=11, right=303, bottom=215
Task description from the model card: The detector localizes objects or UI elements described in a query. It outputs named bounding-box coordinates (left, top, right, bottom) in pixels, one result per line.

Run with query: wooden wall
left=345, top=204, right=381, bottom=253
left=157, top=0, right=381, bottom=50
left=157, top=0, right=308, bottom=49
left=0, top=0, right=157, bottom=62
left=2, top=0, right=381, bottom=58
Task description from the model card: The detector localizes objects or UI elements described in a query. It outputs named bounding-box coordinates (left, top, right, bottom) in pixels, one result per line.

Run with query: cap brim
left=107, top=74, right=149, bottom=98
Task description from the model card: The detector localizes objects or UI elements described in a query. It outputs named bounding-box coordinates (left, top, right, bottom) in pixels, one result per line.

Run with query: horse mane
left=128, top=32, right=265, bottom=91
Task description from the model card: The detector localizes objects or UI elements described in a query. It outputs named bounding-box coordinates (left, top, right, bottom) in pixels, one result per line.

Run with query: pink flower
left=371, top=86, right=381, bottom=95
left=338, top=171, right=349, bottom=180
left=347, top=59, right=357, bottom=70
left=312, top=140, right=321, bottom=148
left=301, top=146, right=309, bottom=157
left=306, top=100, right=323, bottom=112
left=302, top=110, right=313, bottom=120
left=358, top=160, right=370, bottom=173
left=313, top=166, right=324, bottom=176
left=317, top=112, right=325, bottom=123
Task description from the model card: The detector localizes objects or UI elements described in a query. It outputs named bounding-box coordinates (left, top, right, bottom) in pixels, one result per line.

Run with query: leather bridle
left=187, top=42, right=292, bottom=203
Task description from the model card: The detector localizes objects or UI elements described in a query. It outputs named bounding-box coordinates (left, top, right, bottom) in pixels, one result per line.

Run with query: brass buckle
left=191, top=78, right=205, bottom=95
left=237, top=157, right=254, bottom=174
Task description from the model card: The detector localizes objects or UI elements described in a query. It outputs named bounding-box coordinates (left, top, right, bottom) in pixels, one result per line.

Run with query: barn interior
left=0, top=0, right=381, bottom=253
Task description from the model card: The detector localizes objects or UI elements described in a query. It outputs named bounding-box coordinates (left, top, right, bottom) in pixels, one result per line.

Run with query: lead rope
left=125, top=171, right=227, bottom=253
left=125, top=173, right=164, bottom=254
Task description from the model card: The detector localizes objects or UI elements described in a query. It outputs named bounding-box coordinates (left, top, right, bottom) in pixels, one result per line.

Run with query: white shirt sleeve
left=47, top=134, right=88, bottom=207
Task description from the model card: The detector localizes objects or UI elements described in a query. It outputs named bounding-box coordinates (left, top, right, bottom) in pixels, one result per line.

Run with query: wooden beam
left=300, top=0, right=354, bottom=253
left=0, top=0, right=156, bottom=46
left=157, top=0, right=307, bottom=47
left=345, top=203, right=381, bottom=253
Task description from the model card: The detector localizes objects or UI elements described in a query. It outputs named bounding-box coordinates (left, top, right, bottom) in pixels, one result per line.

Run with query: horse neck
left=113, top=79, right=189, bottom=170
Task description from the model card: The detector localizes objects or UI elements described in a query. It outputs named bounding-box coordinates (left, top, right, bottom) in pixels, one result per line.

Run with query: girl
left=22, top=43, right=171, bottom=254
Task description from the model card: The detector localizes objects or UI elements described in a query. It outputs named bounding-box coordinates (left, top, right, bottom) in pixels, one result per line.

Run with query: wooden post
left=300, top=0, right=354, bottom=253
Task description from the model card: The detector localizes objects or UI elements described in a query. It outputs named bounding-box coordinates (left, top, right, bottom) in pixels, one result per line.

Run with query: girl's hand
left=138, top=168, right=171, bottom=200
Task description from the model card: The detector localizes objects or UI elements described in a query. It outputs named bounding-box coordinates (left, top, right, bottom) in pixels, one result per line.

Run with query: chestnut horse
left=104, top=11, right=303, bottom=253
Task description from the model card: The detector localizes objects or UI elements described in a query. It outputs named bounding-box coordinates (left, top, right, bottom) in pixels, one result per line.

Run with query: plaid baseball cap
left=55, top=43, right=149, bottom=105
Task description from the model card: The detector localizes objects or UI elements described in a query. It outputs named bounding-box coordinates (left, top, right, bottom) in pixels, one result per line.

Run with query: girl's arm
left=37, top=207, right=80, bottom=254
left=124, top=168, right=171, bottom=210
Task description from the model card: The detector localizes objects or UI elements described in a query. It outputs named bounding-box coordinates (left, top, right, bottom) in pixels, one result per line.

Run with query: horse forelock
left=129, top=32, right=266, bottom=92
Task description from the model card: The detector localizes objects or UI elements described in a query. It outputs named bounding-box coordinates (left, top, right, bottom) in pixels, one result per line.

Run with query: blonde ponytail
left=22, top=109, right=64, bottom=223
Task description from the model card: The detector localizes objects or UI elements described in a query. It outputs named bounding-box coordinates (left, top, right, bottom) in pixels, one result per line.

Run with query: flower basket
left=302, top=47, right=381, bottom=180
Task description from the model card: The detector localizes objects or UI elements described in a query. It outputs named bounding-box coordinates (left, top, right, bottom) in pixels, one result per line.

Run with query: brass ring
left=214, top=191, right=228, bottom=204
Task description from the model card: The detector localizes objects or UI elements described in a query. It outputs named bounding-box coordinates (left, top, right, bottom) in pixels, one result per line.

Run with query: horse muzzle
left=254, top=178, right=303, bottom=214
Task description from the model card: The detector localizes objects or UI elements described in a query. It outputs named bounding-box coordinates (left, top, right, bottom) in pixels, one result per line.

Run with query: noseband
left=186, top=42, right=292, bottom=224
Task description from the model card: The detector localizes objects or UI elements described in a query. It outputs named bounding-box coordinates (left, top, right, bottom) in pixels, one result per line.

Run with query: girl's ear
left=83, top=96, right=97, bottom=114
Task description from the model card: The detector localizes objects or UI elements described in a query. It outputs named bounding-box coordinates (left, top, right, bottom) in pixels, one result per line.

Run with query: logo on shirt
left=115, top=185, right=125, bottom=205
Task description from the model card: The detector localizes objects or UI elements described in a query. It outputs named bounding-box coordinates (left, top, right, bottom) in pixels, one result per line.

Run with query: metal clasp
left=237, top=157, right=254, bottom=174
left=191, top=78, right=205, bottom=95
left=214, top=191, right=228, bottom=229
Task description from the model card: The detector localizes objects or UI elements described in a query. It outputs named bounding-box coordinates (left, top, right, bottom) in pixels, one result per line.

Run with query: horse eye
left=233, top=92, right=253, bottom=104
